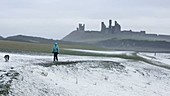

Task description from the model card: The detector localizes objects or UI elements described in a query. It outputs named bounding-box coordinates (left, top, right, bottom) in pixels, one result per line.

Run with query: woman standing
left=52, top=42, right=59, bottom=61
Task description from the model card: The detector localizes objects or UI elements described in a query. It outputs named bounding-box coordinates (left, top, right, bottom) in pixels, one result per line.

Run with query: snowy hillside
left=0, top=51, right=170, bottom=96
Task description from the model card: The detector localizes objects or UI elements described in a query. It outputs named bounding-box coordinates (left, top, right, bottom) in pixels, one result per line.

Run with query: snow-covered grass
left=64, top=48, right=135, bottom=55
left=0, top=51, right=170, bottom=96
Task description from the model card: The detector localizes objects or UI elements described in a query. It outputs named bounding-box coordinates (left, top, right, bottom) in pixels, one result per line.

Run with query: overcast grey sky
left=0, top=0, right=170, bottom=39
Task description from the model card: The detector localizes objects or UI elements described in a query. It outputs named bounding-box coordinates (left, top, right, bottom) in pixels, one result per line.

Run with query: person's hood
left=54, top=42, right=58, bottom=46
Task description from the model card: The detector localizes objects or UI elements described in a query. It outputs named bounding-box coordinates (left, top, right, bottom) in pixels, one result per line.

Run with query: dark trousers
left=53, top=52, right=58, bottom=61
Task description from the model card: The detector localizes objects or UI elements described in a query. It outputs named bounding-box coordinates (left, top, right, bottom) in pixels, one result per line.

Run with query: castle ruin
left=75, top=20, right=147, bottom=36
left=76, top=20, right=122, bottom=33
left=63, top=19, right=170, bottom=43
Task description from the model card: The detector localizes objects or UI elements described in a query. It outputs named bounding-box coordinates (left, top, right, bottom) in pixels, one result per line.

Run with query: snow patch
left=0, top=52, right=170, bottom=96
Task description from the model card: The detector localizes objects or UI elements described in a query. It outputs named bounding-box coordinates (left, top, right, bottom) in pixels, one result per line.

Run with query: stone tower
left=113, top=21, right=121, bottom=32
left=109, top=20, right=112, bottom=29
left=100, top=20, right=121, bottom=33
left=101, top=22, right=106, bottom=32
left=77, top=24, right=85, bottom=31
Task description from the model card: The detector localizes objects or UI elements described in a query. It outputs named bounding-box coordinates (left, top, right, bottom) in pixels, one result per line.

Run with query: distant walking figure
left=4, top=55, right=10, bottom=62
left=52, top=42, right=59, bottom=61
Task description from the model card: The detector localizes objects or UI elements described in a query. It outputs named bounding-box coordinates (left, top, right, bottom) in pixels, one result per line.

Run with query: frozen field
left=0, top=50, right=170, bottom=96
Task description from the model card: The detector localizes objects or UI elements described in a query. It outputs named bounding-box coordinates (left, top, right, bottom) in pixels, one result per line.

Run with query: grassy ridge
left=0, top=40, right=144, bottom=61
left=0, top=40, right=104, bottom=53
left=1, top=40, right=170, bottom=70
left=0, top=40, right=156, bottom=62
left=0, top=40, right=52, bottom=53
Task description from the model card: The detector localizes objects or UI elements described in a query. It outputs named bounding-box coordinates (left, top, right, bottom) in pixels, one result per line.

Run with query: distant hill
left=96, top=39, right=170, bottom=52
left=62, top=19, right=170, bottom=52
left=63, top=30, right=170, bottom=52
left=3, top=35, right=97, bottom=47
left=5, top=35, right=55, bottom=44
left=62, top=31, right=113, bottom=43
left=0, top=35, right=104, bottom=53
left=0, top=36, right=3, bottom=40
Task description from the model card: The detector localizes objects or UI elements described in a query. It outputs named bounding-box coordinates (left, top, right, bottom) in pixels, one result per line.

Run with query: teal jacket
left=52, top=42, right=59, bottom=53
